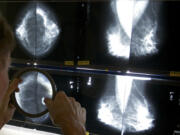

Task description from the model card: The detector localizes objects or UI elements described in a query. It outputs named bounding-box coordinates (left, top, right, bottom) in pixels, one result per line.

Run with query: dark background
left=129, top=2, right=180, bottom=72
left=0, top=0, right=180, bottom=135
left=9, top=67, right=180, bottom=135
left=1, top=1, right=180, bottom=72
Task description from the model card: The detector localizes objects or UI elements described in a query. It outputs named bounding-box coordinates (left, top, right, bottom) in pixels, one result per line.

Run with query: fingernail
left=60, top=91, right=66, bottom=96
left=15, top=88, right=19, bottom=92
left=18, top=78, right=23, bottom=83
left=44, top=98, right=48, bottom=103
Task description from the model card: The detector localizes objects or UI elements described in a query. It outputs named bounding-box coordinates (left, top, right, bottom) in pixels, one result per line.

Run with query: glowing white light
left=98, top=100, right=123, bottom=129
left=26, top=62, right=31, bottom=65
left=107, top=0, right=149, bottom=58
left=16, top=3, right=60, bottom=58
left=116, top=76, right=133, bottom=113
left=36, top=8, right=59, bottom=43
left=107, top=32, right=130, bottom=59
left=16, top=11, right=32, bottom=46
left=16, top=12, right=27, bottom=35
left=174, top=130, right=180, bottom=134
left=116, top=75, right=153, bottom=131
left=141, top=27, right=158, bottom=55
left=133, top=1, right=149, bottom=27
left=87, top=77, right=92, bottom=86
left=116, top=0, right=148, bottom=37
left=131, top=1, right=159, bottom=57
left=37, top=72, right=53, bottom=97
left=41, top=97, right=45, bottom=105
left=69, top=81, right=74, bottom=84
left=33, top=62, right=37, bottom=66
left=169, top=92, right=175, bottom=101
left=116, top=0, right=134, bottom=37
left=69, top=81, right=74, bottom=89
left=127, top=76, right=151, bottom=81
left=132, top=20, right=158, bottom=56
left=36, top=8, right=47, bottom=25
left=0, top=124, right=59, bottom=135
left=136, top=105, right=154, bottom=131
left=98, top=75, right=154, bottom=133
left=98, top=103, right=114, bottom=124
left=16, top=76, right=34, bottom=105
left=70, top=85, right=74, bottom=89
left=126, top=70, right=130, bottom=73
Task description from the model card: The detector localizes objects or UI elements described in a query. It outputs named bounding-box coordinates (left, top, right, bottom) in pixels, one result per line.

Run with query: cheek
left=0, top=70, right=9, bottom=100
left=4, top=71, right=9, bottom=89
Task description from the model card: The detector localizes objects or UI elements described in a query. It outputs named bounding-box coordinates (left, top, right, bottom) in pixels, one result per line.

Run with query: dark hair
left=0, top=15, right=15, bottom=57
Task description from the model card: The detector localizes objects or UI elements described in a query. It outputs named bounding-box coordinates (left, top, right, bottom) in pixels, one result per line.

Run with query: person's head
left=0, top=15, right=15, bottom=100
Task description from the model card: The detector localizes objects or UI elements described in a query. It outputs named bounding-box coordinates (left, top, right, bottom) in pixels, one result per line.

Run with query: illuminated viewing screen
left=1, top=1, right=180, bottom=71
left=9, top=68, right=180, bottom=135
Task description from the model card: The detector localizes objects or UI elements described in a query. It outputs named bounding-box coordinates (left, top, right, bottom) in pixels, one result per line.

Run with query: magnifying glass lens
left=13, top=69, right=55, bottom=117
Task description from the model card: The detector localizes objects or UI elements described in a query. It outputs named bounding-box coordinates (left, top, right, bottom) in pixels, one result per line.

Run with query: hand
left=0, top=78, right=21, bottom=129
left=45, top=91, right=86, bottom=135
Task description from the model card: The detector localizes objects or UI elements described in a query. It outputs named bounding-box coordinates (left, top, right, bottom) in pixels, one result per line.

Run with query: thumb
left=44, top=98, right=53, bottom=110
left=4, top=104, right=16, bottom=124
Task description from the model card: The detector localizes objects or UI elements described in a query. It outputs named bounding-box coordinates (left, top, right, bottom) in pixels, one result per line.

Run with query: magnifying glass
left=11, top=68, right=56, bottom=118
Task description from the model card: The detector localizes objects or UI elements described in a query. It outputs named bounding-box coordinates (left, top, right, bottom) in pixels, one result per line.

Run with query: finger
left=55, top=91, right=69, bottom=103
left=74, top=101, right=81, bottom=117
left=56, top=91, right=67, bottom=99
left=2, top=79, right=21, bottom=107
left=69, top=97, right=75, bottom=106
left=75, top=101, right=81, bottom=109
left=44, top=98, right=53, bottom=110
left=4, top=104, right=16, bottom=123
left=69, top=97, right=76, bottom=103
left=82, top=107, right=86, bottom=124
left=6, top=78, right=21, bottom=97
left=69, top=97, right=77, bottom=114
left=82, top=107, right=86, bottom=116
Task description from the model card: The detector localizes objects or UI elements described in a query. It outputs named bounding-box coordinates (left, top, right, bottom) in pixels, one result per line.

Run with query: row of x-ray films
left=0, top=1, right=180, bottom=72
left=9, top=68, right=180, bottom=135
